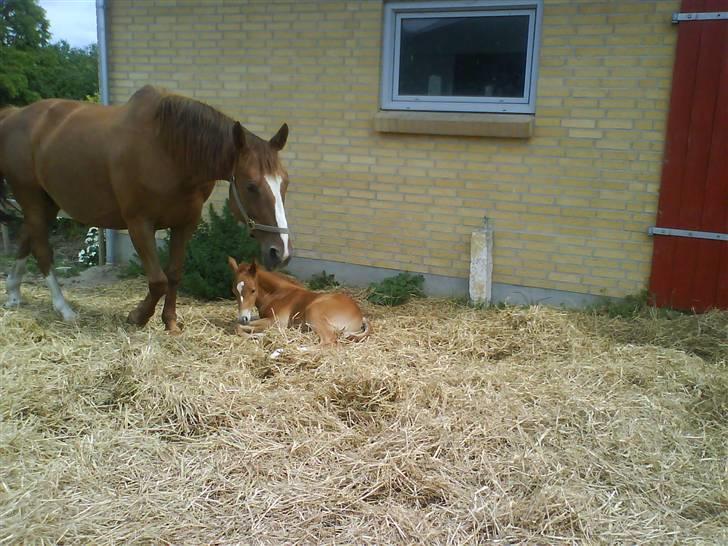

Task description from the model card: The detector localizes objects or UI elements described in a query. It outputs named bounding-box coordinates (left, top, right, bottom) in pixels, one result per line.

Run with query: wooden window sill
left=373, top=111, right=534, bottom=138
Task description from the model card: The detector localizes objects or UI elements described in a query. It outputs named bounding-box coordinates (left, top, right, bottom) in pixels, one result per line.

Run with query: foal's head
left=227, top=257, right=258, bottom=324
left=230, top=123, right=291, bottom=270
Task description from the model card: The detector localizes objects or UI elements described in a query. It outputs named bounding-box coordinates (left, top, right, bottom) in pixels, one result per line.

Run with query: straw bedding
left=1, top=277, right=726, bottom=544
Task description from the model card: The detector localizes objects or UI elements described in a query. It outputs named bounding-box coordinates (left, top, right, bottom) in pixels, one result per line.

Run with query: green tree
left=31, top=41, right=99, bottom=100
left=0, top=0, right=50, bottom=48
left=0, top=0, right=98, bottom=106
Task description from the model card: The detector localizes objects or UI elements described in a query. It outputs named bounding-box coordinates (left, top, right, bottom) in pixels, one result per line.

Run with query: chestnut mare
left=0, top=85, right=292, bottom=333
left=228, top=258, right=370, bottom=347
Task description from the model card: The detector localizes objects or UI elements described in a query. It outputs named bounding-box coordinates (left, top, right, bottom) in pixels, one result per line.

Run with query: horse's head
left=229, top=122, right=291, bottom=270
left=227, top=257, right=258, bottom=325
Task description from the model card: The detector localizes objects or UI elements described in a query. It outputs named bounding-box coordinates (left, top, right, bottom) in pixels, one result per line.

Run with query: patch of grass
left=307, top=271, right=339, bottom=291
left=367, top=272, right=424, bottom=306
left=589, top=289, right=687, bottom=320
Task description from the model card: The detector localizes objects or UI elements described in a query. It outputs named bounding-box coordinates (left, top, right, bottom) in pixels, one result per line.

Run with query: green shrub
left=52, top=218, right=87, bottom=239
left=119, top=200, right=261, bottom=299
left=181, top=200, right=261, bottom=299
left=308, top=270, right=339, bottom=291
left=590, top=289, right=687, bottom=320
left=367, top=272, right=425, bottom=306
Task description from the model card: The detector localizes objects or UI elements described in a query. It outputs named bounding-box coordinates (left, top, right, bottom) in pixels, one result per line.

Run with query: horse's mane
left=154, top=92, right=236, bottom=180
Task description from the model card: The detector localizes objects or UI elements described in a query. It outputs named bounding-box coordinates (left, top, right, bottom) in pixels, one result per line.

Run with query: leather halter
left=229, top=174, right=289, bottom=235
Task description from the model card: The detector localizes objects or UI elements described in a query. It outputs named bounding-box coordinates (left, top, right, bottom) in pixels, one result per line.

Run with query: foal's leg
left=309, top=320, right=338, bottom=347
left=126, top=219, right=167, bottom=327
left=4, top=228, right=31, bottom=308
left=236, top=317, right=275, bottom=334
left=161, top=223, right=196, bottom=333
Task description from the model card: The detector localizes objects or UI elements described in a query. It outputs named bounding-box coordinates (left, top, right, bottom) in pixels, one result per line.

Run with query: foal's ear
left=232, top=122, right=246, bottom=151
left=248, top=260, right=257, bottom=276
left=269, top=123, right=288, bottom=151
left=227, top=256, right=239, bottom=272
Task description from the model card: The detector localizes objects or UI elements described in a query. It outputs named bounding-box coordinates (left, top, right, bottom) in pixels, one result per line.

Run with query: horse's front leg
left=126, top=219, right=167, bottom=328
left=161, top=223, right=196, bottom=334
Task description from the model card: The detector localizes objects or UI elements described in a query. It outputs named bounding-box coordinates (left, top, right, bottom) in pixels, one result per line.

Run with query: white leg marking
left=5, top=257, right=27, bottom=308
left=264, top=174, right=290, bottom=260
left=45, top=272, right=77, bottom=321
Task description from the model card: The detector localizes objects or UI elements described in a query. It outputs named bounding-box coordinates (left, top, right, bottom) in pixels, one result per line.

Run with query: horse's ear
left=269, top=123, right=288, bottom=151
left=233, top=122, right=246, bottom=151
left=249, top=259, right=257, bottom=277
left=227, top=256, right=238, bottom=272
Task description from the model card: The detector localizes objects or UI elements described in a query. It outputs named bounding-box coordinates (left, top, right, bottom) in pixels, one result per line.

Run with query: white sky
left=39, top=0, right=97, bottom=48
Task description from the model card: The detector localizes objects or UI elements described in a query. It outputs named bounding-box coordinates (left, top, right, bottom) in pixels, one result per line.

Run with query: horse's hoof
left=166, top=324, right=182, bottom=335
left=126, top=309, right=150, bottom=327
left=61, top=310, right=78, bottom=322
left=4, top=300, right=21, bottom=309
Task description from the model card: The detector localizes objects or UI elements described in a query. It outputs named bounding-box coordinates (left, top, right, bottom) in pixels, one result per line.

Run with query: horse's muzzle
left=264, top=247, right=290, bottom=269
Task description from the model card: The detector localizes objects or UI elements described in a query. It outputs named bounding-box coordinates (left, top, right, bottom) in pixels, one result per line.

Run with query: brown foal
left=228, top=258, right=370, bottom=347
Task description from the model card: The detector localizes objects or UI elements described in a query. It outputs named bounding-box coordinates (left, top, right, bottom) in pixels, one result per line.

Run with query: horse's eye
left=247, top=182, right=258, bottom=194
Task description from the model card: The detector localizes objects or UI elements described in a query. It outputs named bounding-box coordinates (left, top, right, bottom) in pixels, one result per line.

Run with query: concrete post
left=469, top=217, right=493, bottom=305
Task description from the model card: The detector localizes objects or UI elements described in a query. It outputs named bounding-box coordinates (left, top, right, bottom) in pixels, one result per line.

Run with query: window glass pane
left=398, top=15, right=530, bottom=98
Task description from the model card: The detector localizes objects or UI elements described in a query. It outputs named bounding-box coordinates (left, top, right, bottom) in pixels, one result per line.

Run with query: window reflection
left=398, top=15, right=530, bottom=99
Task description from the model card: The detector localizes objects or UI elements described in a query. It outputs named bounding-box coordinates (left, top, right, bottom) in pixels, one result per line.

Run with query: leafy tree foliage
left=0, top=0, right=98, bottom=106
left=0, top=0, right=50, bottom=48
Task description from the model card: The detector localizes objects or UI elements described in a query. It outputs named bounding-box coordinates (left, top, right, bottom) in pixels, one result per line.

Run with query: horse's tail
left=346, top=317, right=371, bottom=342
left=0, top=107, right=21, bottom=223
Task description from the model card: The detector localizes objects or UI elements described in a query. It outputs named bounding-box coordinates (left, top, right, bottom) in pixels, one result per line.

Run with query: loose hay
left=1, top=278, right=726, bottom=544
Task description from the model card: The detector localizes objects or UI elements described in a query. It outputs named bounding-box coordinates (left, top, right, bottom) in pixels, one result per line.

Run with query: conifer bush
left=122, top=200, right=261, bottom=300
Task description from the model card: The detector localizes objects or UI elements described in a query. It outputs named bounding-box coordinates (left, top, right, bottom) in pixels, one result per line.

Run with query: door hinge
left=648, top=226, right=728, bottom=241
left=672, top=11, right=728, bottom=23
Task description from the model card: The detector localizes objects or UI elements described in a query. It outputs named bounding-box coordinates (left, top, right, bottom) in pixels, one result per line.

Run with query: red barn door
left=649, top=0, right=728, bottom=312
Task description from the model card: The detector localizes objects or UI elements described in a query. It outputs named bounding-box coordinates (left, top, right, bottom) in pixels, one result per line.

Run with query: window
left=381, top=1, right=543, bottom=114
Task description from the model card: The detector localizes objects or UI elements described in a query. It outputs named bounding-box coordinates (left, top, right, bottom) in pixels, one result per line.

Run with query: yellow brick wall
left=107, top=0, right=679, bottom=298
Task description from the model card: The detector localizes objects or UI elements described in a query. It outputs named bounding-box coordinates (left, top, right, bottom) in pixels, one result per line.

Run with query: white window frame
left=380, top=0, right=544, bottom=114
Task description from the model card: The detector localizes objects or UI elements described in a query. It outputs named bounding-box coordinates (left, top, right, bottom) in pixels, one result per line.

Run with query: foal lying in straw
left=228, top=258, right=370, bottom=346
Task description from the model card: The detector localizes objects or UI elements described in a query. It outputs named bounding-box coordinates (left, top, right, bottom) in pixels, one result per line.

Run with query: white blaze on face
left=236, top=280, right=252, bottom=322
left=264, top=174, right=290, bottom=260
